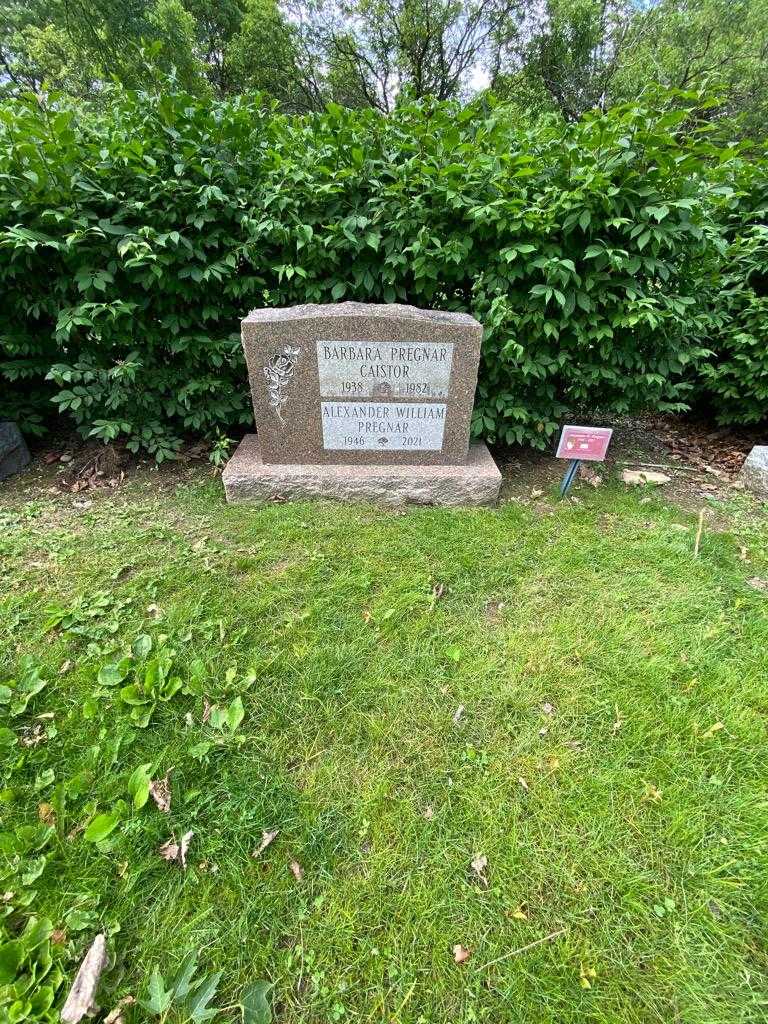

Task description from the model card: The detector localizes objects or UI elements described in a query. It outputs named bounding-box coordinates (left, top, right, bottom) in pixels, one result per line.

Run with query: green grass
left=1, top=477, right=767, bottom=1023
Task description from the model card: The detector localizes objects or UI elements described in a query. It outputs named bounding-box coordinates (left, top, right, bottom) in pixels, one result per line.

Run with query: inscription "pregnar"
left=321, top=401, right=447, bottom=451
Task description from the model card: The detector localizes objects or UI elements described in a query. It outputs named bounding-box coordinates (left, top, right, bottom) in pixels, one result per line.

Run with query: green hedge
left=698, top=157, right=768, bottom=425
left=0, top=85, right=763, bottom=459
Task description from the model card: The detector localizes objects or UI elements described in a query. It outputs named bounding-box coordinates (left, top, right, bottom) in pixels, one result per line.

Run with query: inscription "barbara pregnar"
left=317, top=340, right=454, bottom=399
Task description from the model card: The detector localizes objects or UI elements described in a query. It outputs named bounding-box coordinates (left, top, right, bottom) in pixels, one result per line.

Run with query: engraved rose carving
left=263, top=345, right=300, bottom=423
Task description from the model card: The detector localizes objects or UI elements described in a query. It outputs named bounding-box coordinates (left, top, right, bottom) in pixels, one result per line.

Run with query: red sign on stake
left=556, top=425, right=613, bottom=462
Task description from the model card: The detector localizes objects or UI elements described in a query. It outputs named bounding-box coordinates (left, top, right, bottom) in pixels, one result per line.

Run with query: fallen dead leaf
left=103, top=996, right=135, bottom=1024
left=541, top=702, right=555, bottom=716
left=289, top=859, right=304, bottom=882
left=158, top=830, right=193, bottom=869
left=361, top=608, right=372, bottom=624
left=59, top=660, right=73, bottom=674
left=518, top=777, right=529, bottom=792
left=701, top=722, right=725, bottom=739
left=202, top=697, right=212, bottom=724
left=641, top=782, right=662, bottom=804
left=38, top=803, right=56, bottom=827
left=253, top=829, right=279, bottom=858
left=51, top=928, right=67, bottom=944
left=431, top=582, right=446, bottom=606
left=60, top=933, right=107, bottom=1023
left=579, top=963, right=597, bottom=989
left=453, top=943, right=471, bottom=964
left=452, top=704, right=465, bottom=724
left=611, top=706, right=624, bottom=735
left=470, top=853, right=488, bottom=888
left=579, top=465, right=603, bottom=488
left=747, top=577, right=768, bottom=592
left=67, top=821, right=86, bottom=841
left=530, top=488, right=544, bottom=499
left=422, top=805, right=434, bottom=820
left=20, top=724, right=45, bottom=747
left=149, top=771, right=172, bottom=813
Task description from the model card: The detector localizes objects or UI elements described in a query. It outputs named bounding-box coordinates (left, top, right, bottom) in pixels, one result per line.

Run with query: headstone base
left=223, top=435, right=502, bottom=507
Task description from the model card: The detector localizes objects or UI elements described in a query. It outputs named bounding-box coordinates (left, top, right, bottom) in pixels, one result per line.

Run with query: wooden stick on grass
left=694, top=509, right=705, bottom=558
left=475, top=929, right=567, bottom=971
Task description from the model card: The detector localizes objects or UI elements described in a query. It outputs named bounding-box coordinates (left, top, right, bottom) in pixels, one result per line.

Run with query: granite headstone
left=0, top=422, right=31, bottom=482
left=738, top=445, right=768, bottom=496
left=223, top=302, right=501, bottom=506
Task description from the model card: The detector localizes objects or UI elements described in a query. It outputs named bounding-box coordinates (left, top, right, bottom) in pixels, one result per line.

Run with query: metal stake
left=559, top=458, right=581, bottom=497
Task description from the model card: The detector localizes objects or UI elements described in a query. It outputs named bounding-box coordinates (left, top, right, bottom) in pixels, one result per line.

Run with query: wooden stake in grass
left=475, top=929, right=567, bottom=972
left=694, top=509, right=705, bottom=558
left=61, top=934, right=107, bottom=1023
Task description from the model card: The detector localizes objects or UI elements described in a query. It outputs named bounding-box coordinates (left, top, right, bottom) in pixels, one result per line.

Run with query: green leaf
left=21, top=855, right=47, bottom=885
left=227, top=696, right=245, bottom=734
left=140, top=965, right=173, bottom=1016
left=84, top=810, right=121, bottom=843
left=169, top=950, right=198, bottom=1000
left=241, top=981, right=272, bottom=1024
left=0, top=939, right=24, bottom=984
left=120, top=683, right=149, bottom=706
left=184, top=970, right=222, bottom=1022
left=0, top=727, right=17, bottom=749
left=98, top=658, right=131, bottom=686
left=130, top=705, right=154, bottom=728
left=126, top=763, right=152, bottom=809
left=132, top=633, right=153, bottom=658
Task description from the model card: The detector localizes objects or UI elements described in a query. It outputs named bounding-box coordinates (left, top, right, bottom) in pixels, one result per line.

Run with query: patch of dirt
left=494, top=414, right=767, bottom=520
left=1, top=418, right=765, bottom=525
left=0, top=435, right=217, bottom=518
left=483, top=599, right=507, bottom=622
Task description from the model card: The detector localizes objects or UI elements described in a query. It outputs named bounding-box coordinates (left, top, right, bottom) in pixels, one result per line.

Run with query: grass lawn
left=1, top=475, right=767, bottom=1023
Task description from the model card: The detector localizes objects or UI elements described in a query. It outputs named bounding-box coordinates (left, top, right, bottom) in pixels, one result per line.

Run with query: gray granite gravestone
left=738, top=446, right=768, bottom=496
left=223, top=302, right=502, bottom=506
left=0, top=422, right=31, bottom=482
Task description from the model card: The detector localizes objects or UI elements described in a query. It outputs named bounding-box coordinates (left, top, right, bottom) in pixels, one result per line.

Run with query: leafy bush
left=697, top=157, right=768, bottom=425
left=0, top=84, right=761, bottom=456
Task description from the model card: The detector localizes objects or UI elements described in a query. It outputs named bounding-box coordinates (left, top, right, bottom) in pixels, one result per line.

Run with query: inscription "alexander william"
left=321, top=401, right=447, bottom=451
left=317, top=340, right=454, bottom=399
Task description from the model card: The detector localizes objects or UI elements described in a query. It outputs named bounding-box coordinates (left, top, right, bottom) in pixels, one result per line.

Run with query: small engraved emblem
left=377, top=437, right=389, bottom=446
left=263, top=345, right=300, bottom=423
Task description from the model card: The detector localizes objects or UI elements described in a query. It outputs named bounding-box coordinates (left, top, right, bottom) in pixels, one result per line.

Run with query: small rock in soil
left=622, top=469, right=671, bottom=486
